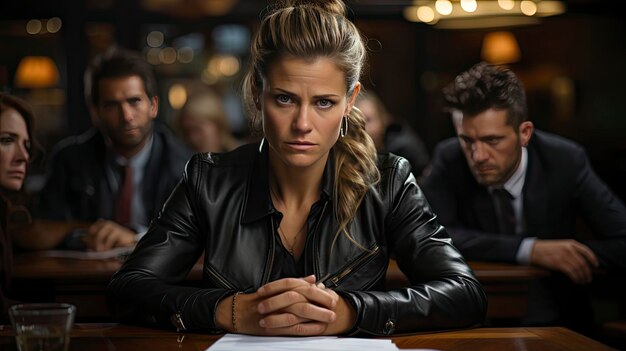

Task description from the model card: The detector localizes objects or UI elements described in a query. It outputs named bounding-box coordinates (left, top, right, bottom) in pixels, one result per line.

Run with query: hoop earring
left=340, top=116, right=348, bottom=138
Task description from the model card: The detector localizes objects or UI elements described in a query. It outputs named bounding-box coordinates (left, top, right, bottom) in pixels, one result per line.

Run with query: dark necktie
left=115, top=164, right=133, bottom=225
left=492, top=188, right=516, bottom=235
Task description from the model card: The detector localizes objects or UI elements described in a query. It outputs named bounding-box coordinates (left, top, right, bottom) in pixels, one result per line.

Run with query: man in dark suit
left=36, top=49, right=192, bottom=251
left=421, top=62, right=626, bottom=333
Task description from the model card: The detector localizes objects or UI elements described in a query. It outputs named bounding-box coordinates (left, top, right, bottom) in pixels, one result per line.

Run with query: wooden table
left=0, top=324, right=616, bottom=351
left=11, top=252, right=201, bottom=321
left=11, top=252, right=548, bottom=322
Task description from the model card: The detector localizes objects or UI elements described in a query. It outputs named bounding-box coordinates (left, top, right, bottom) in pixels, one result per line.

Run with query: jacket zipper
left=261, top=220, right=276, bottom=285
left=204, top=264, right=236, bottom=290
left=312, top=201, right=328, bottom=280
left=327, top=244, right=380, bottom=287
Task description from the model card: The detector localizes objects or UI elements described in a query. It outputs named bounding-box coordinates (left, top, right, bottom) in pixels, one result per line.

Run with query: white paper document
left=207, top=333, right=400, bottom=351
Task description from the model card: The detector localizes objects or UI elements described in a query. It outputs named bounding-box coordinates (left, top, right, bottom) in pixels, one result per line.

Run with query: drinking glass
left=9, top=303, right=76, bottom=351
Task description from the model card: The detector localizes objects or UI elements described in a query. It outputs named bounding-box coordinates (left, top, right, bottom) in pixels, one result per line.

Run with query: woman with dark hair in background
left=0, top=93, right=36, bottom=320
left=108, top=0, right=486, bottom=336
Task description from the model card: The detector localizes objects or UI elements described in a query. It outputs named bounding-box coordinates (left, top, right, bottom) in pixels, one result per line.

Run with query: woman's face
left=260, top=55, right=359, bottom=171
left=0, top=108, right=30, bottom=191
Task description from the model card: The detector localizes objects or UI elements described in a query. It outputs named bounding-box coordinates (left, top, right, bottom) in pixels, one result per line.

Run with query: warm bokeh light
left=403, top=7, right=420, bottom=22
left=435, top=0, right=453, bottom=16
left=460, top=0, right=477, bottom=13
left=520, top=1, right=538, bottom=16
left=146, top=48, right=161, bottom=65
left=177, top=47, right=194, bottom=63
left=218, top=56, right=240, bottom=76
left=14, top=56, right=60, bottom=88
left=147, top=31, right=164, bottom=48
left=168, top=84, right=187, bottom=110
left=498, top=0, right=515, bottom=11
left=26, top=20, right=42, bottom=34
left=159, top=47, right=177, bottom=64
left=537, top=1, right=566, bottom=16
left=417, top=6, right=436, bottom=23
left=481, top=31, right=521, bottom=65
left=46, top=17, right=62, bottom=33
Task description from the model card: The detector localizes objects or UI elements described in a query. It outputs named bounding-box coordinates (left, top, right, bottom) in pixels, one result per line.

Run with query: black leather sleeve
left=107, top=154, right=230, bottom=332
left=342, top=157, right=487, bottom=335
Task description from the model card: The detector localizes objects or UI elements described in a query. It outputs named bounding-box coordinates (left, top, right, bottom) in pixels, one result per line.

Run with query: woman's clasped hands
left=219, top=275, right=355, bottom=336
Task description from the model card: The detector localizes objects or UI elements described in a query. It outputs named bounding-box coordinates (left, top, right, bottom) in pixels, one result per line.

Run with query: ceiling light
left=404, top=0, right=565, bottom=29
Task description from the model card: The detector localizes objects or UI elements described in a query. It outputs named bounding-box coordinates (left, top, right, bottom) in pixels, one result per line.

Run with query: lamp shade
left=481, top=31, right=521, bottom=65
left=14, top=56, right=60, bottom=88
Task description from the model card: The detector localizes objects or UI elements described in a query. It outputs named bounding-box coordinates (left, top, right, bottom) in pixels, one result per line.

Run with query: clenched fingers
left=257, top=285, right=337, bottom=314
left=259, top=302, right=336, bottom=328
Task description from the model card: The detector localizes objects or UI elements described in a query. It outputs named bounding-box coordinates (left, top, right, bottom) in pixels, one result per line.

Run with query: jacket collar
left=242, top=140, right=333, bottom=224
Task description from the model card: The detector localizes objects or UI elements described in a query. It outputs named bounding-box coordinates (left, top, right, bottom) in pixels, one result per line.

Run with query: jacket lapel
left=241, top=140, right=274, bottom=224
left=522, top=142, right=547, bottom=237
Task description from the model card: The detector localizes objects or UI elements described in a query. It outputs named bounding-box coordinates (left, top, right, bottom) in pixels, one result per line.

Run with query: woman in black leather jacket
left=107, top=0, right=487, bottom=336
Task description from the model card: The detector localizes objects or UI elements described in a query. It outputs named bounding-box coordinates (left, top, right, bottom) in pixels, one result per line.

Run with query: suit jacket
left=421, top=130, right=626, bottom=329
left=36, top=123, right=192, bottom=226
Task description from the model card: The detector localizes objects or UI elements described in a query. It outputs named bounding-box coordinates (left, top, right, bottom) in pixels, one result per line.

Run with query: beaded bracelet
left=231, top=291, right=243, bottom=333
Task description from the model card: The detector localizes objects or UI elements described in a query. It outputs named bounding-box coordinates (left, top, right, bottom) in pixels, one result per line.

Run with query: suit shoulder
left=48, top=128, right=102, bottom=160
left=434, top=137, right=460, bottom=151
left=531, top=130, right=587, bottom=159
left=432, top=137, right=463, bottom=158
left=430, top=137, right=467, bottom=169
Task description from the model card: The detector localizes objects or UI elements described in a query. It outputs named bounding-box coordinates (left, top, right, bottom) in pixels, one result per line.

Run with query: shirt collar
left=113, top=134, right=154, bottom=170
left=501, top=146, right=527, bottom=199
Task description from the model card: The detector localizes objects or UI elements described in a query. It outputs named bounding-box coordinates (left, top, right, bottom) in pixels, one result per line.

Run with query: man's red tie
left=115, top=164, right=133, bottom=225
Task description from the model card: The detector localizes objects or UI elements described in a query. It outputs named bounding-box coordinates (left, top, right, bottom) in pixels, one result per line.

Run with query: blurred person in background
left=176, top=89, right=241, bottom=153
left=355, top=90, right=430, bottom=178
left=0, top=93, right=37, bottom=320
left=35, top=48, right=192, bottom=252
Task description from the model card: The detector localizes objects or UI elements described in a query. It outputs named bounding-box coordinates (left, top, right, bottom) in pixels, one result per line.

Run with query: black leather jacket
left=107, top=142, right=486, bottom=335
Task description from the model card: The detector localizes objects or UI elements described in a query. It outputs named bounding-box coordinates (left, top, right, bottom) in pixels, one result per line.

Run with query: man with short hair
left=421, top=62, right=626, bottom=333
left=37, top=48, right=192, bottom=251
